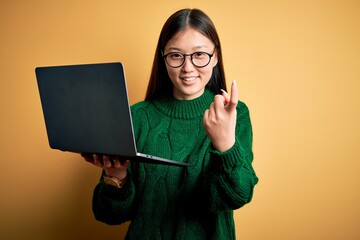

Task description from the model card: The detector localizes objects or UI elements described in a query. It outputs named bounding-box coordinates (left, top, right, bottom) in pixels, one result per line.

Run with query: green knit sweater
left=92, top=89, right=258, bottom=240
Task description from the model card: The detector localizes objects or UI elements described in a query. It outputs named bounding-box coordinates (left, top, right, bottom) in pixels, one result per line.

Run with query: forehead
left=164, top=27, right=214, bottom=52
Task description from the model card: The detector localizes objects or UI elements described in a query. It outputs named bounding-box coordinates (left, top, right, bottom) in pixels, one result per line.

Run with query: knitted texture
left=92, top=89, right=258, bottom=240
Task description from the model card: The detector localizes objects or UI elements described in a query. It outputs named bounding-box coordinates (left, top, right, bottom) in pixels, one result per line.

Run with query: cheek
left=199, top=67, right=214, bottom=80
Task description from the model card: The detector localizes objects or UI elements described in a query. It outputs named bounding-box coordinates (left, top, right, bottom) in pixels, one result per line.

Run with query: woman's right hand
left=81, top=153, right=130, bottom=180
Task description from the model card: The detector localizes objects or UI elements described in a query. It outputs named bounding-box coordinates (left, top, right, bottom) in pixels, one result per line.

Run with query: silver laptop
left=35, top=62, right=189, bottom=167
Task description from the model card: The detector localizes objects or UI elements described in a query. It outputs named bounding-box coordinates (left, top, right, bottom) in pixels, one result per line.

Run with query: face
left=164, top=27, right=218, bottom=100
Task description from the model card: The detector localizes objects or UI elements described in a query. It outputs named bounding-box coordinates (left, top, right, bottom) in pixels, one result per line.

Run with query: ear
left=212, top=51, right=218, bottom=68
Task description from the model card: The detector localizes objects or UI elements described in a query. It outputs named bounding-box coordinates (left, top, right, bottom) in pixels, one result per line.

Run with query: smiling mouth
left=181, top=76, right=198, bottom=82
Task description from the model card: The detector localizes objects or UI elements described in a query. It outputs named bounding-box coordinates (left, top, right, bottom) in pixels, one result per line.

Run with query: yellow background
left=1, top=0, right=359, bottom=239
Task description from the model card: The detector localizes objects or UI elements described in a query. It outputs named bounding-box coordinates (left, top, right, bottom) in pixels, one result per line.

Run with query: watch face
left=104, top=174, right=128, bottom=188
left=104, top=176, right=120, bottom=188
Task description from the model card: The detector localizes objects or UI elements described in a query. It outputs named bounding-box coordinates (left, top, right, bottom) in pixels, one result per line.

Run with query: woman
left=83, top=8, right=258, bottom=239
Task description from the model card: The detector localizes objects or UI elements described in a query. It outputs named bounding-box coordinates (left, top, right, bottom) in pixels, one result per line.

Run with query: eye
left=193, top=52, right=207, bottom=58
left=167, top=52, right=183, bottom=59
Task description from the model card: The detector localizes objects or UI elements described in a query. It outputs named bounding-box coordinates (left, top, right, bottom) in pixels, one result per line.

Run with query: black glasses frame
left=162, top=48, right=216, bottom=68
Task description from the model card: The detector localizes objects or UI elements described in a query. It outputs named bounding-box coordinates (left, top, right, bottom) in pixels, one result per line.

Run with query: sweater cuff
left=209, top=139, right=245, bottom=173
left=100, top=173, right=134, bottom=200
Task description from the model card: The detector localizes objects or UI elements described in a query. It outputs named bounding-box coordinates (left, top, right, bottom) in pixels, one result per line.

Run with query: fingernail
left=232, top=80, right=236, bottom=86
left=220, top=89, right=226, bottom=93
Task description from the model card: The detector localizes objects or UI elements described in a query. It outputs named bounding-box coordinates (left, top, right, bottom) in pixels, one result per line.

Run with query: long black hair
left=145, top=8, right=227, bottom=101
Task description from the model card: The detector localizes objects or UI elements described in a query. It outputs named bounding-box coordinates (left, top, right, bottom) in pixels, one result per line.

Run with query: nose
left=181, top=55, right=195, bottom=72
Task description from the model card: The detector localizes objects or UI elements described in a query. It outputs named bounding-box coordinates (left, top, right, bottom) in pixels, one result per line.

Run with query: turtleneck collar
left=152, top=88, right=215, bottom=119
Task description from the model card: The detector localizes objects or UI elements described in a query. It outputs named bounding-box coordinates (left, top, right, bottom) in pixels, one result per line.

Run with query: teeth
left=182, top=77, right=197, bottom=81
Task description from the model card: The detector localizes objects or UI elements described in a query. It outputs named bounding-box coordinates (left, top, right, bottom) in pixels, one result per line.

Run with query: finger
left=81, top=153, right=94, bottom=164
left=203, top=109, right=211, bottom=129
left=113, top=159, right=121, bottom=168
left=213, top=94, right=226, bottom=111
left=113, top=157, right=123, bottom=167
left=112, top=157, right=131, bottom=168
left=227, top=80, right=238, bottom=110
left=204, top=108, right=210, bottom=116
left=103, top=155, right=113, bottom=168
left=93, top=154, right=104, bottom=166
left=207, top=102, right=217, bottom=116
left=122, top=160, right=131, bottom=168
left=94, top=158, right=103, bottom=167
left=220, top=89, right=230, bottom=105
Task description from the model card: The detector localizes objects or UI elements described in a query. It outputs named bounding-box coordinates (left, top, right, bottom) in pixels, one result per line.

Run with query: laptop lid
left=35, top=62, right=189, bottom=167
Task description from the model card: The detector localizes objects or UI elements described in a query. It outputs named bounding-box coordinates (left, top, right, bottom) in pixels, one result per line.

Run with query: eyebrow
left=165, top=46, right=210, bottom=52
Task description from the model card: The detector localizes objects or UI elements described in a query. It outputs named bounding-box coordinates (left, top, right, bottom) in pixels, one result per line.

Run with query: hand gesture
left=203, top=80, right=238, bottom=152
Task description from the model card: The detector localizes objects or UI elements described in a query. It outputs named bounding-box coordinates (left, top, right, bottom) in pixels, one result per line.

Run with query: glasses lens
left=165, top=53, right=185, bottom=68
left=192, top=52, right=211, bottom=67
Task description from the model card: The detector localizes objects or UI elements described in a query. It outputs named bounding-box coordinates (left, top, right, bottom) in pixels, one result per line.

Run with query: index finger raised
left=227, top=80, right=238, bottom=109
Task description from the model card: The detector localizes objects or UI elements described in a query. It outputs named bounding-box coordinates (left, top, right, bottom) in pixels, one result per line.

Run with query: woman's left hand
left=203, top=80, right=238, bottom=152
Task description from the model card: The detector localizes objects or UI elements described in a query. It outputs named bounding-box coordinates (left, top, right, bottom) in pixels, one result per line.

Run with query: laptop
left=35, top=62, right=189, bottom=167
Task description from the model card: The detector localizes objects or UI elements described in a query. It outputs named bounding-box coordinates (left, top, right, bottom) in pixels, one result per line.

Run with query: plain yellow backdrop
left=1, top=0, right=359, bottom=239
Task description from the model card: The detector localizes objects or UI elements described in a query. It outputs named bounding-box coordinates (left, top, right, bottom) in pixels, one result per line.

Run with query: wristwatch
left=103, top=174, right=128, bottom=188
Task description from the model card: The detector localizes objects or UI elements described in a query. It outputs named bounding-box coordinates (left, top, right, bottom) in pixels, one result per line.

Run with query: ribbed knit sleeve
left=205, top=101, right=258, bottom=212
left=92, top=170, right=136, bottom=225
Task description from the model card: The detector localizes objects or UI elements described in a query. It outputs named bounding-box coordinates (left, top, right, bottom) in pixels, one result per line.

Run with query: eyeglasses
left=162, top=48, right=216, bottom=68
